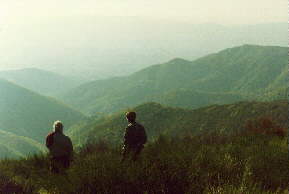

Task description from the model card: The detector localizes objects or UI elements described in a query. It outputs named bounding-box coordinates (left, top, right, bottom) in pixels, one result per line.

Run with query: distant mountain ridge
left=0, top=68, right=83, bottom=96
left=189, top=45, right=287, bottom=92
left=61, top=45, right=288, bottom=114
left=2, top=20, right=287, bottom=80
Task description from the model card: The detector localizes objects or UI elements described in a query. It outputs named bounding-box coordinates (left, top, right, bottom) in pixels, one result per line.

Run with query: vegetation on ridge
left=68, top=100, right=288, bottom=146
left=0, top=123, right=287, bottom=193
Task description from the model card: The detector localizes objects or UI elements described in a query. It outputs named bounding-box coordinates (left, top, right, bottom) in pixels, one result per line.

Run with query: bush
left=245, top=117, right=287, bottom=138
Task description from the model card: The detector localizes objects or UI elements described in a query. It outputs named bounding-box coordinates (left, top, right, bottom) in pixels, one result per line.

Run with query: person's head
left=126, top=111, right=136, bottom=123
left=53, top=120, right=63, bottom=133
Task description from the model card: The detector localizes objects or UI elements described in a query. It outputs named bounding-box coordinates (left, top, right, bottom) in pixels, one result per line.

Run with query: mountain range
left=0, top=44, right=287, bottom=158
left=61, top=45, right=288, bottom=115
left=2, top=20, right=287, bottom=80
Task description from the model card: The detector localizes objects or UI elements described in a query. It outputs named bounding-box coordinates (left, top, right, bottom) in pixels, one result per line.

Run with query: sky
left=0, top=0, right=287, bottom=77
left=0, top=0, right=287, bottom=24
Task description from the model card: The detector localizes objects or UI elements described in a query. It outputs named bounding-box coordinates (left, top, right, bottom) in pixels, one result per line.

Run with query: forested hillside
left=68, top=100, right=288, bottom=146
left=62, top=45, right=288, bottom=115
left=148, top=89, right=247, bottom=109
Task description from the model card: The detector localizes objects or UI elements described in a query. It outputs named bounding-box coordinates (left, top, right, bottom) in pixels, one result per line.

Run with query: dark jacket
left=123, top=122, right=147, bottom=148
left=46, top=131, right=73, bottom=159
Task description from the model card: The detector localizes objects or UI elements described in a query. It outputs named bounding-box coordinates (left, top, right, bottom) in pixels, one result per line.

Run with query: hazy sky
left=1, top=0, right=287, bottom=24
left=0, top=0, right=287, bottom=77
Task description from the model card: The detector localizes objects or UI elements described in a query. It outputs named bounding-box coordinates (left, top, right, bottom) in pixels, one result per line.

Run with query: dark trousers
left=50, top=156, right=70, bottom=173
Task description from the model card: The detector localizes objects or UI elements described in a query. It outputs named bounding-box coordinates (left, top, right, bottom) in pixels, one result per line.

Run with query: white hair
left=53, top=120, right=63, bottom=133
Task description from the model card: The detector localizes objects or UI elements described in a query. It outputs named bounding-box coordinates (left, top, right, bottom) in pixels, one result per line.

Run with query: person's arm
left=123, top=126, right=130, bottom=146
left=140, top=125, right=147, bottom=145
left=46, top=132, right=54, bottom=148
left=121, top=126, right=130, bottom=162
left=67, top=137, right=74, bottom=161
left=143, top=127, right=147, bottom=144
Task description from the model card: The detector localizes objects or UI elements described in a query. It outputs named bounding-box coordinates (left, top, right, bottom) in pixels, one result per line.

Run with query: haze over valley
left=0, top=1, right=288, bottom=192
left=0, top=20, right=287, bottom=80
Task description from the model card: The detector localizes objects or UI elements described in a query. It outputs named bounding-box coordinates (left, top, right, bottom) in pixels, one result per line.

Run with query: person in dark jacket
left=122, top=112, right=147, bottom=162
left=46, top=121, right=73, bottom=173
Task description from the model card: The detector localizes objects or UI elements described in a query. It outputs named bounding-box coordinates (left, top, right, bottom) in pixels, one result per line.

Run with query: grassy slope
left=61, top=45, right=288, bottom=114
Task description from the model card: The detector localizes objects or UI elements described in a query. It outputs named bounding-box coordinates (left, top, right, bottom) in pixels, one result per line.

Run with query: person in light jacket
left=46, top=121, right=73, bottom=173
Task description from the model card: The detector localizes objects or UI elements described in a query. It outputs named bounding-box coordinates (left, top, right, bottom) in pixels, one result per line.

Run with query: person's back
left=48, top=132, right=73, bottom=158
left=122, top=112, right=147, bottom=162
left=124, top=122, right=147, bottom=148
left=46, top=121, right=73, bottom=173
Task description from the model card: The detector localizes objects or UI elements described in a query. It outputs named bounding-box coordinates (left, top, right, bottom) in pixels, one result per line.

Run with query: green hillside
left=0, top=130, right=45, bottom=158
left=189, top=45, right=288, bottom=93
left=68, top=100, right=288, bottom=146
left=0, top=79, right=86, bottom=143
left=0, top=68, right=82, bottom=96
left=61, top=45, right=288, bottom=114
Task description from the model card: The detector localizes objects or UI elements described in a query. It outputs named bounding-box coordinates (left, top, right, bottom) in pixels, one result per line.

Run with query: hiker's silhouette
left=46, top=121, right=73, bottom=173
left=122, top=112, right=147, bottom=162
